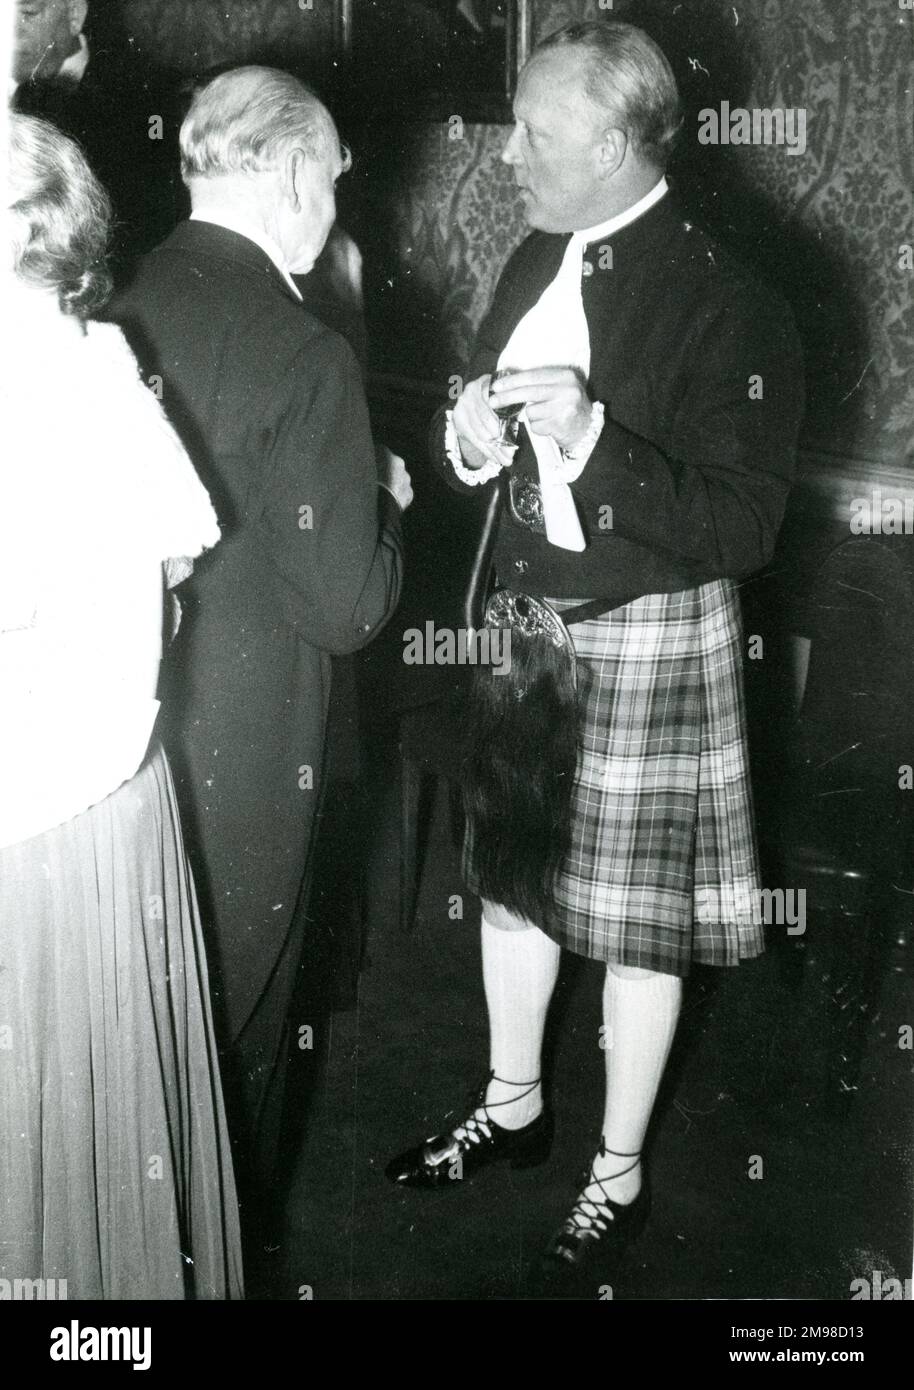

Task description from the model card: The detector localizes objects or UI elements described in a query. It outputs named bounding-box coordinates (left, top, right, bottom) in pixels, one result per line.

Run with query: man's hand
left=379, top=445, right=414, bottom=511
left=487, top=368, right=592, bottom=452
left=452, top=373, right=512, bottom=470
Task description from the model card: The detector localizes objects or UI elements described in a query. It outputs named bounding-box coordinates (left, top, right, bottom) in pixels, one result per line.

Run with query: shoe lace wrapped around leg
left=562, top=1147, right=641, bottom=1238
left=449, top=1073, right=541, bottom=1148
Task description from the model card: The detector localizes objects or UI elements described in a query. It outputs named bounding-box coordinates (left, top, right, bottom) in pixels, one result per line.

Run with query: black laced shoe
left=384, top=1073, right=553, bottom=1189
left=528, top=1143, right=650, bottom=1297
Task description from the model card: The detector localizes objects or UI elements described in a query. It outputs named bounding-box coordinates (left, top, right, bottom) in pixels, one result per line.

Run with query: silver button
left=514, top=559, right=529, bottom=574
left=581, top=260, right=595, bottom=278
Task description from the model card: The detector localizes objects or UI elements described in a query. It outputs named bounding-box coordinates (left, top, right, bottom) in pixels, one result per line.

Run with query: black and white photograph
left=1, top=0, right=913, bottom=1339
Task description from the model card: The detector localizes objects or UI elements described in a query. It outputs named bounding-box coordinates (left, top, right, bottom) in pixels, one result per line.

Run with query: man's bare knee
left=481, top=900, right=541, bottom=932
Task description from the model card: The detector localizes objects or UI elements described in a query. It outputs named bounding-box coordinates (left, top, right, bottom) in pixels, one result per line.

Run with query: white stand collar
left=572, top=177, right=669, bottom=248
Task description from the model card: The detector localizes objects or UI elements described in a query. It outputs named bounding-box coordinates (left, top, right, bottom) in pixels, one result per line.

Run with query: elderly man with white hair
left=110, top=66, right=412, bottom=1259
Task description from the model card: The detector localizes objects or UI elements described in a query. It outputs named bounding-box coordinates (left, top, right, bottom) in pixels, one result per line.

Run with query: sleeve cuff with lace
left=558, top=401, right=605, bottom=483
left=444, top=410, right=505, bottom=487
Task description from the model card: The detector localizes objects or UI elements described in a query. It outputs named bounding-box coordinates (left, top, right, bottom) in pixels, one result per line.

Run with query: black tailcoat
left=109, top=222, right=403, bottom=1182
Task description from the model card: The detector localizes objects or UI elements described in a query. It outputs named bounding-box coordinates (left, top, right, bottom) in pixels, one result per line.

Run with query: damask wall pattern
left=359, top=122, right=526, bottom=380
left=707, top=0, right=913, bottom=469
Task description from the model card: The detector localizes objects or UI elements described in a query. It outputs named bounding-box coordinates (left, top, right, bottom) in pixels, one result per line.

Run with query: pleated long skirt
left=0, top=743, right=243, bottom=1299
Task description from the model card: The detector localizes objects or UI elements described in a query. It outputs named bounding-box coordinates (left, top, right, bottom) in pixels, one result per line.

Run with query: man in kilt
left=387, top=19, right=804, bottom=1292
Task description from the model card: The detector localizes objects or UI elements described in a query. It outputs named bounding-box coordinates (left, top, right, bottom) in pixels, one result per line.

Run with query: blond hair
left=8, top=114, right=112, bottom=316
left=536, top=20, right=682, bottom=170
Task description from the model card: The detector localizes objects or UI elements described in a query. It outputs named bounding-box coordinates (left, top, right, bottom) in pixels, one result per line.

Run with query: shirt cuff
left=558, top=402, right=605, bottom=483
left=444, top=410, right=504, bottom=487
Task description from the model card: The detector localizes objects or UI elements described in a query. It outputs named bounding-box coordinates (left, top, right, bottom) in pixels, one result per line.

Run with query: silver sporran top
left=484, top=589, right=577, bottom=683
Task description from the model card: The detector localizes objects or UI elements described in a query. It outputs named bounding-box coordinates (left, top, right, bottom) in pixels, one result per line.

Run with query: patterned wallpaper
left=114, top=0, right=912, bottom=470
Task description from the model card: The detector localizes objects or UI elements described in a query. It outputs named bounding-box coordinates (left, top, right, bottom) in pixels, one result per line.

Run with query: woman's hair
left=7, top=114, right=113, bottom=317
left=536, top=20, right=683, bottom=170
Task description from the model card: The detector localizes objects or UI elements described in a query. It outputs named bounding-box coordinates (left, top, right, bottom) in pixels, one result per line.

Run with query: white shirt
left=190, top=209, right=303, bottom=301
left=446, top=178, right=669, bottom=493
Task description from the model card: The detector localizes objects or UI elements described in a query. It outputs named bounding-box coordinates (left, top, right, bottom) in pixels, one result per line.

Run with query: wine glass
left=489, top=367, right=524, bottom=447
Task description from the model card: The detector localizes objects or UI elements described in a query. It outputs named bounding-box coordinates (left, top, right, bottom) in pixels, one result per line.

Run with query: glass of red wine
left=489, top=367, right=524, bottom=447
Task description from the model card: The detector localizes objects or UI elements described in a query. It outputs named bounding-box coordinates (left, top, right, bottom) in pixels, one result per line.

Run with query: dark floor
left=258, top=772, right=914, bottom=1302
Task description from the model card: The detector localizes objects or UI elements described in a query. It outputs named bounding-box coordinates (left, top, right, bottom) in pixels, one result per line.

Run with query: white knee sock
left=479, top=916, right=561, bottom=1130
left=589, top=968, right=683, bottom=1205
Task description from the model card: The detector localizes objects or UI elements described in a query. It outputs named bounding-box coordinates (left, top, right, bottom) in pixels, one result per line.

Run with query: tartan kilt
left=466, top=579, right=764, bottom=977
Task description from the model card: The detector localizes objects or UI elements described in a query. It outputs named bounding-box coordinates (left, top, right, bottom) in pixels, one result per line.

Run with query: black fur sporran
left=463, top=600, right=581, bottom=924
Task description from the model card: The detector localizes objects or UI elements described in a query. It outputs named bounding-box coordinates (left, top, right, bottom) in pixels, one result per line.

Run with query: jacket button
left=358, top=620, right=371, bottom=633
left=581, top=260, right=595, bottom=278
left=514, top=559, right=529, bottom=574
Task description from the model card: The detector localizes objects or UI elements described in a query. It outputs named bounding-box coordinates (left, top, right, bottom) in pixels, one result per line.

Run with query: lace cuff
left=444, top=410, right=505, bottom=487
left=557, top=402, right=605, bottom=483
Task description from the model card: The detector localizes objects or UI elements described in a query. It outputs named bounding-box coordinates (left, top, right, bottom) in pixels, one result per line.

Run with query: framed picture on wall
left=340, top=0, right=533, bottom=119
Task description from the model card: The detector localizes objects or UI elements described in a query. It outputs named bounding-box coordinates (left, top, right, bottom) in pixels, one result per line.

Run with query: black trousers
left=224, top=900, right=310, bottom=1224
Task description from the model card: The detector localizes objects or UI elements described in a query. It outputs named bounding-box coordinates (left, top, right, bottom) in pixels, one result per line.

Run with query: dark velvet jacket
left=434, top=190, right=805, bottom=608
left=108, top=220, right=403, bottom=1041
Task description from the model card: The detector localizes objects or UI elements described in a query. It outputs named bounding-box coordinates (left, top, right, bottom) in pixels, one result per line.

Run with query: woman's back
left=0, top=283, right=218, bottom=847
